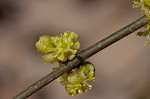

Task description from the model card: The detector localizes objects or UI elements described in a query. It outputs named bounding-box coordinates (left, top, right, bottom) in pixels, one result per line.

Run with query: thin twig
left=13, top=15, right=149, bottom=99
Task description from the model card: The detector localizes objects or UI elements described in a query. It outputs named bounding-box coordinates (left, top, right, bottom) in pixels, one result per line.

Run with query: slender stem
left=13, top=15, right=149, bottom=99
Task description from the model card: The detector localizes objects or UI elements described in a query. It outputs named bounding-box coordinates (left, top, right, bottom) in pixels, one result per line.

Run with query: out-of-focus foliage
left=137, top=29, right=150, bottom=36
left=133, top=0, right=150, bottom=45
left=133, top=0, right=150, bottom=18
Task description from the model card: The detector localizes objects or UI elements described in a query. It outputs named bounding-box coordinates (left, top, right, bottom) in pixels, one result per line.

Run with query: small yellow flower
left=35, top=35, right=54, bottom=54
left=57, top=61, right=95, bottom=96
left=35, top=31, right=80, bottom=63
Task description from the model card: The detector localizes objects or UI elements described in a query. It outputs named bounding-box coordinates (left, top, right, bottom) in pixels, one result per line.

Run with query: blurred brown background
left=0, top=0, right=150, bottom=99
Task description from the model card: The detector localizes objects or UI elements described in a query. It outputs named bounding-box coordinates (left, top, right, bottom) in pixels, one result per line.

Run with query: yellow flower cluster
left=57, top=62, right=95, bottom=96
left=133, top=0, right=150, bottom=45
left=36, top=32, right=95, bottom=96
left=35, top=31, right=80, bottom=63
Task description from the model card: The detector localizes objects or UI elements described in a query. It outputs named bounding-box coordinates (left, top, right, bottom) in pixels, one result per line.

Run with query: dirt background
left=0, top=0, right=150, bottom=99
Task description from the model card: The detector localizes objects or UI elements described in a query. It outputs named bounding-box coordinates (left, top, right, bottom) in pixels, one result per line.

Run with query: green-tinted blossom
left=35, top=35, right=54, bottom=54
left=57, top=62, right=95, bottom=96
left=35, top=31, right=80, bottom=63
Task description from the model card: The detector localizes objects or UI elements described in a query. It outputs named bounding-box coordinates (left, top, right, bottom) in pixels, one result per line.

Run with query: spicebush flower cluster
left=36, top=31, right=95, bottom=96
